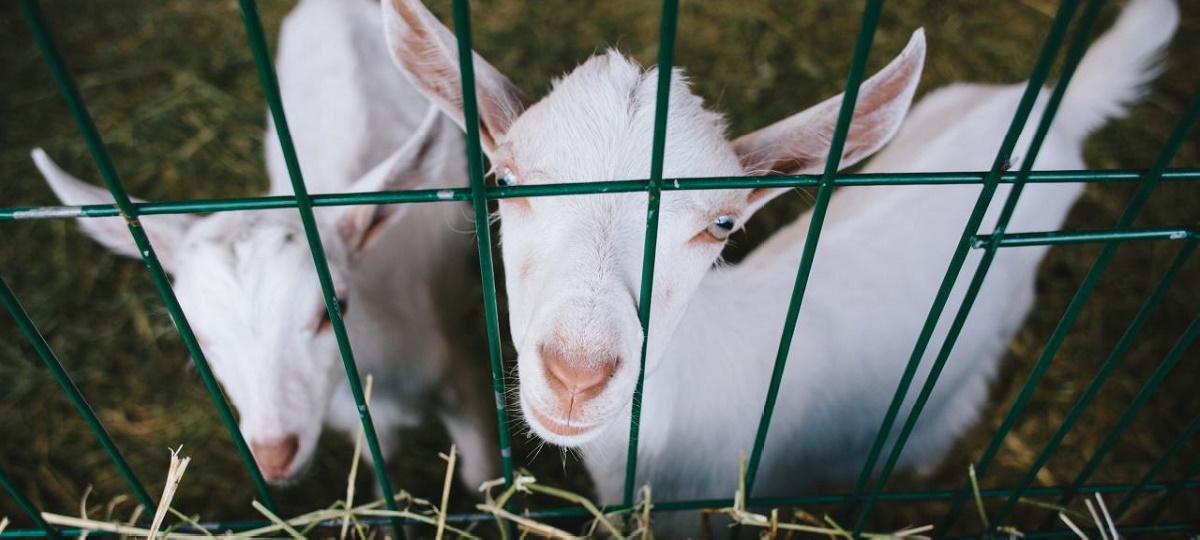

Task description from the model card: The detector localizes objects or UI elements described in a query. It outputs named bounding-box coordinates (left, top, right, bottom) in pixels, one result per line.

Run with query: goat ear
left=32, top=149, right=193, bottom=272
left=338, top=107, right=460, bottom=252
left=734, top=29, right=925, bottom=215
left=382, top=0, right=528, bottom=156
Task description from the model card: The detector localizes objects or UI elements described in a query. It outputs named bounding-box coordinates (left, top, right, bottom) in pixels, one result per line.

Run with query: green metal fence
left=1, top=0, right=1197, bottom=537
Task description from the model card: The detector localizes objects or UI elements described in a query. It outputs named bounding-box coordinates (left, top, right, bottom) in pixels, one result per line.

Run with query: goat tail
left=1058, top=0, right=1179, bottom=141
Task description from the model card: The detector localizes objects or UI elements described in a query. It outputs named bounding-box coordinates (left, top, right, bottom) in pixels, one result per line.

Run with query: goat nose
left=250, top=434, right=300, bottom=482
left=539, top=341, right=619, bottom=404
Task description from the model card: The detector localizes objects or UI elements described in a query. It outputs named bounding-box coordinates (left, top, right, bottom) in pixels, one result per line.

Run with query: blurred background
left=0, top=0, right=1196, bottom=536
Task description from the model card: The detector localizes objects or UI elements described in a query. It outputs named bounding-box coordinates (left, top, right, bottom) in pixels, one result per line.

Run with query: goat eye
left=497, top=168, right=518, bottom=187
left=317, top=297, right=349, bottom=333
left=705, top=215, right=736, bottom=241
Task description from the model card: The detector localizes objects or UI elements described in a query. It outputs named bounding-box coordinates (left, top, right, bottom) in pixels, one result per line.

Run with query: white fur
left=384, top=0, right=1177, bottom=533
left=594, top=0, right=1176, bottom=507
left=32, top=0, right=498, bottom=490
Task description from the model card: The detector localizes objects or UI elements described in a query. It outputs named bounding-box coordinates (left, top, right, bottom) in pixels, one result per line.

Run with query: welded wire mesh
left=1, top=0, right=1196, bottom=537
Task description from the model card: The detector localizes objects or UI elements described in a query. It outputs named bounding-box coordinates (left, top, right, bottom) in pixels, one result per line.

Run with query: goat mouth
left=525, top=402, right=598, bottom=439
left=261, top=461, right=309, bottom=486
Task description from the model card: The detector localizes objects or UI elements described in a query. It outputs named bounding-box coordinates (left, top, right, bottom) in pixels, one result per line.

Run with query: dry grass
left=0, top=0, right=1197, bottom=537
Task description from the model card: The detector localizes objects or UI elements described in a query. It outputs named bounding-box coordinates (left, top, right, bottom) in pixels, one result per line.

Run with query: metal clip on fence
left=17, top=0, right=278, bottom=514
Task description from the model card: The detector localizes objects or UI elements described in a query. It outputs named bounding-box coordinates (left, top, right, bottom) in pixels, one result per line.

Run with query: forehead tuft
left=179, top=211, right=319, bottom=276
left=505, top=50, right=742, bottom=186
left=187, top=210, right=300, bottom=245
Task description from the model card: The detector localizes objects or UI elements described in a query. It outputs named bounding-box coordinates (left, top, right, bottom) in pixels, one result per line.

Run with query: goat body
left=381, top=0, right=1176, bottom=533
left=584, top=0, right=1179, bottom=506
left=34, top=0, right=497, bottom=490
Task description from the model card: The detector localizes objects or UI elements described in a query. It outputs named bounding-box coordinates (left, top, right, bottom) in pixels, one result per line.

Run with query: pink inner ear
left=732, top=30, right=925, bottom=177
left=383, top=0, right=529, bottom=154
left=732, top=109, right=833, bottom=176
left=341, top=203, right=401, bottom=253
left=386, top=0, right=468, bottom=120
left=837, top=51, right=923, bottom=158
left=357, top=214, right=391, bottom=251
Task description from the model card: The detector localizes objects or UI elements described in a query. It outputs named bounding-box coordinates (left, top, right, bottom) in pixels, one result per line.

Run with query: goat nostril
left=281, top=434, right=299, bottom=462
left=250, top=434, right=300, bottom=478
left=539, top=342, right=619, bottom=397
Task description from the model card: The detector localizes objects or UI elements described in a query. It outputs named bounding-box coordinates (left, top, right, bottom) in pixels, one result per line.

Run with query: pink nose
left=539, top=341, right=619, bottom=408
left=250, top=434, right=299, bottom=482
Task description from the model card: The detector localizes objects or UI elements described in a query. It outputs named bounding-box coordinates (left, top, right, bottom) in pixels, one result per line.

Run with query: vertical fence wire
left=946, top=91, right=1200, bottom=532
left=848, top=0, right=1085, bottom=533
left=0, top=466, right=57, bottom=538
left=988, top=239, right=1195, bottom=527
left=448, top=0, right=517, bottom=490
left=623, top=0, right=680, bottom=508
left=0, top=274, right=156, bottom=513
left=742, top=0, right=884, bottom=497
left=17, top=0, right=278, bottom=512
left=233, top=0, right=399, bottom=529
left=1112, top=410, right=1200, bottom=520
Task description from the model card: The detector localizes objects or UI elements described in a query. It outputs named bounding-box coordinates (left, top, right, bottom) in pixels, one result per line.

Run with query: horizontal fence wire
left=4, top=170, right=1199, bottom=223
left=624, top=0, right=679, bottom=507
left=943, top=90, right=1200, bottom=533
left=15, top=0, right=278, bottom=511
left=849, top=0, right=1085, bottom=534
left=0, top=466, right=57, bottom=538
left=0, top=274, right=155, bottom=513
left=743, top=0, right=884, bottom=500
left=971, top=226, right=1194, bottom=247
left=449, top=0, right=517, bottom=493
left=233, top=0, right=403, bottom=533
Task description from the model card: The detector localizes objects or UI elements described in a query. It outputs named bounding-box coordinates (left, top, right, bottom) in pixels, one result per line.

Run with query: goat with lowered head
left=381, top=0, right=1177, bottom=526
left=33, top=0, right=498, bottom=491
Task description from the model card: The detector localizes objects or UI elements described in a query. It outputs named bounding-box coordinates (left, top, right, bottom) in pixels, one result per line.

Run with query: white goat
left=382, top=0, right=1176, bottom=529
left=33, top=0, right=498, bottom=490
